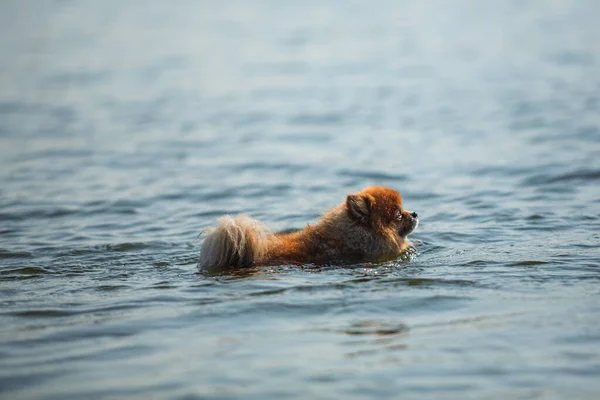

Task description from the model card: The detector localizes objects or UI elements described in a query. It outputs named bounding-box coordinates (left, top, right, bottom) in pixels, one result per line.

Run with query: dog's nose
left=411, top=212, right=418, bottom=218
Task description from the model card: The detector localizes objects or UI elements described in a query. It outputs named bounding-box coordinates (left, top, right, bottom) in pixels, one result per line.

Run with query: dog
left=198, top=186, right=418, bottom=270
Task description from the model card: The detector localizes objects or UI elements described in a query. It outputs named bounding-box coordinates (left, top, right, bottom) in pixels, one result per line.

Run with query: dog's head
left=346, top=186, right=418, bottom=239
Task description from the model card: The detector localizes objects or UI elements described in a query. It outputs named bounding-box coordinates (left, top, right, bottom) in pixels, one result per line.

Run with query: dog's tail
left=198, top=215, right=271, bottom=271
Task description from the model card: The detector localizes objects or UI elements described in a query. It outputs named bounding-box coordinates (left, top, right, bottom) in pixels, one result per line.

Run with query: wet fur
left=199, top=186, right=418, bottom=271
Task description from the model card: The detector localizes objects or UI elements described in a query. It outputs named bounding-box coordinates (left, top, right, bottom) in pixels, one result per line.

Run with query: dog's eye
left=396, top=210, right=403, bottom=220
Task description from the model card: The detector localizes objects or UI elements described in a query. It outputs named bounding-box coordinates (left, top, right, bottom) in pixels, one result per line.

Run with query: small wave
left=0, top=250, right=33, bottom=259
left=103, top=242, right=153, bottom=252
left=9, top=309, right=74, bottom=318
left=192, top=209, right=236, bottom=219
left=49, top=241, right=181, bottom=260
left=200, top=183, right=292, bottom=201
left=99, top=241, right=180, bottom=254
left=337, top=169, right=409, bottom=182
left=523, top=169, right=600, bottom=185
left=343, top=320, right=410, bottom=336
left=508, top=261, right=548, bottom=267
left=415, top=312, right=526, bottom=331
left=200, top=188, right=240, bottom=201
left=231, top=161, right=310, bottom=172
left=409, top=191, right=442, bottom=200
left=0, top=267, right=54, bottom=280
left=152, top=261, right=171, bottom=268
left=0, top=208, right=78, bottom=221
left=247, top=282, right=349, bottom=298
left=382, top=277, right=476, bottom=288
left=472, top=165, right=536, bottom=177
left=526, top=214, right=545, bottom=221
left=150, top=281, right=178, bottom=290
left=95, top=284, right=131, bottom=292
left=0, top=203, right=139, bottom=221
left=434, top=231, right=476, bottom=243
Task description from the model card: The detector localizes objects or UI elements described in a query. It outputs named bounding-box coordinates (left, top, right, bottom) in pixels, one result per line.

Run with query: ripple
left=230, top=161, right=310, bottom=172
left=526, top=214, right=545, bottom=221
left=337, top=169, right=409, bottom=182
left=434, top=232, right=476, bottom=243
left=0, top=370, right=64, bottom=394
left=95, top=284, right=131, bottom=292
left=9, top=309, right=74, bottom=318
left=150, top=281, right=178, bottom=289
left=471, top=165, right=536, bottom=177
left=343, top=320, right=410, bottom=336
left=246, top=282, right=349, bottom=298
left=54, top=241, right=179, bottom=257
left=0, top=266, right=55, bottom=281
left=0, top=250, right=33, bottom=259
left=0, top=208, right=78, bottom=221
left=523, top=169, right=600, bottom=185
left=508, top=261, right=548, bottom=267
left=382, top=277, right=476, bottom=288
left=103, top=242, right=152, bottom=252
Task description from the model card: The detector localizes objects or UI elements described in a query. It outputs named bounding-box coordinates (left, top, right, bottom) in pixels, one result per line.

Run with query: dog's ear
left=346, top=193, right=374, bottom=223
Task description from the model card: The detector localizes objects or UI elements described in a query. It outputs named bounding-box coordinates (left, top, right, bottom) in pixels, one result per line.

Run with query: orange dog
left=199, top=186, right=418, bottom=270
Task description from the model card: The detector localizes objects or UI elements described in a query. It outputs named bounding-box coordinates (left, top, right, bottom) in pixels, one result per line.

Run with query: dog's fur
left=198, top=186, right=418, bottom=270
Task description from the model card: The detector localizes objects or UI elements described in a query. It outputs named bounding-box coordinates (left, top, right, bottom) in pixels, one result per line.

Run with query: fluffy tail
left=198, top=215, right=271, bottom=270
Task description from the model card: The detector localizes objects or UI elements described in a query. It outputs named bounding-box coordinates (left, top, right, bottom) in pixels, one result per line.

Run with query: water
left=1, top=0, right=600, bottom=398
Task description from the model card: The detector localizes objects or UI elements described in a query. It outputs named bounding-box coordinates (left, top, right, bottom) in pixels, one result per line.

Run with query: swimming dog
left=198, top=186, right=418, bottom=270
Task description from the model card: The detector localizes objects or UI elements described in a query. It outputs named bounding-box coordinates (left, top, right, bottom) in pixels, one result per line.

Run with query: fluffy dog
left=198, top=186, right=418, bottom=270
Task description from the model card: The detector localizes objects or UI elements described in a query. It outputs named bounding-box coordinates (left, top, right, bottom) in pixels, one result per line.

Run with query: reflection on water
left=1, top=0, right=600, bottom=399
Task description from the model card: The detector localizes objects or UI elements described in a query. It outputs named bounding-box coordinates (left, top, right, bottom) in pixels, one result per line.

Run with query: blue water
left=1, top=1, right=600, bottom=398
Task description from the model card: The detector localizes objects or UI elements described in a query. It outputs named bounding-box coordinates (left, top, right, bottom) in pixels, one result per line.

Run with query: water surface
left=1, top=1, right=600, bottom=399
